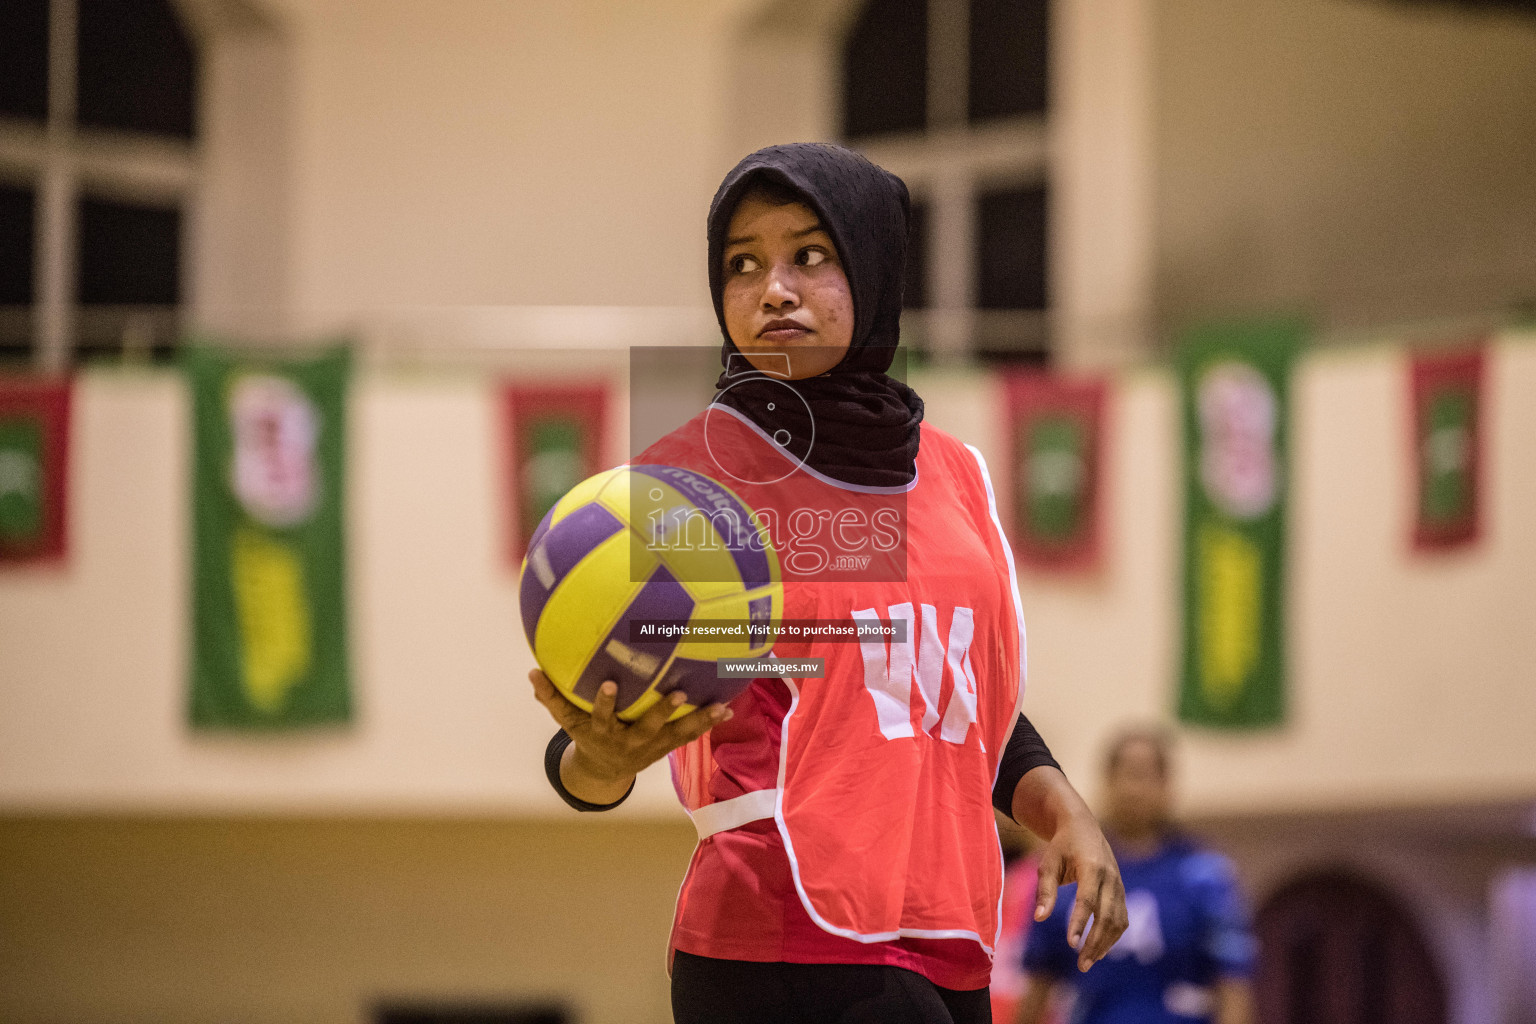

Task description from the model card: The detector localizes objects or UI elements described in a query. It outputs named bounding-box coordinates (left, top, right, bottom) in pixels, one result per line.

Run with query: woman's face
left=721, top=195, right=854, bottom=380
left=1105, top=739, right=1172, bottom=834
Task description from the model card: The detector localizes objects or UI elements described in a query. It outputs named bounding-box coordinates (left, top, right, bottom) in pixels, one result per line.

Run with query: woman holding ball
left=529, top=143, right=1127, bottom=1024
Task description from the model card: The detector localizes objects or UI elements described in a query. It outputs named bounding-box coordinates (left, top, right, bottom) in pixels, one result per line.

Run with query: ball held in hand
left=519, top=465, right=782, bottom=720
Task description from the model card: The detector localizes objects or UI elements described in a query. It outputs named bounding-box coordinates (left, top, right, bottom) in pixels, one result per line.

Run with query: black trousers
left=671, top=951, right=992, bottom=1024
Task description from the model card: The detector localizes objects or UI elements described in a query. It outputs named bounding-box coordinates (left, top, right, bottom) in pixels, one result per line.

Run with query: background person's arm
left=1214, top=977, right=1256, bottom=1024
left=1193, top=848, right=1259, bottom=1024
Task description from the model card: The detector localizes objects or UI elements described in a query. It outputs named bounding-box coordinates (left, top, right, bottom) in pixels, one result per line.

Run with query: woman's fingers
left=531, top=671, right=730, bottom=775
left=1027, top=800, right=1129, bottom=971
left=1080, top=872, right=1129, bottom=967
left=590, top=680, right=619, bottom=730
left=1034, top=847, right=1063, bottom=922
left=632, top=689, right=688, bottom=740
left=663, top=702, right=733, bottom=748
left=1065, top=859, right=1128, bottom=971
left=1066, top=862, right=1101, bottom=958
left=527, top=670, right=586, bottom=733
left=1068, top=867, right=1104, bottom=970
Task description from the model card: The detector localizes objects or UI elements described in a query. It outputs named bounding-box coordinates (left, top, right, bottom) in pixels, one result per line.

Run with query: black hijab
left=706, top=143, right=923, bottom=488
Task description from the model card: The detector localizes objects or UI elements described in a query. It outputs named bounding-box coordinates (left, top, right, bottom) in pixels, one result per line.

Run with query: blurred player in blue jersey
left=1014, top=727, right=1257, bottom=1024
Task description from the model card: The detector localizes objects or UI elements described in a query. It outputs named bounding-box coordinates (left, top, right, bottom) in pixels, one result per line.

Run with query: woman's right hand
left=528, top=669, right=733, bottom=804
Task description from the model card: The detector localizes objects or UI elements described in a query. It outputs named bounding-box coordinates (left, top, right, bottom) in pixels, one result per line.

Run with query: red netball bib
left=650, top=406, right=1026, bottom=952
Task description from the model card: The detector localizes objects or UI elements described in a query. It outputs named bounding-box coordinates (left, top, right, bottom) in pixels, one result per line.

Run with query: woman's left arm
left=1011, top=766, right=1129, bottom=972
left=992, top=714, right=1059, bottom=813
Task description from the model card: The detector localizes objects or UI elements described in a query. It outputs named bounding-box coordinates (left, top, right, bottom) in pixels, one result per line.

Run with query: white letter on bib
left=853, top=604, right=916, bottom=739
left=939, top=606, right=979, bottom=745
left=854, top=604, right=978, bottom=745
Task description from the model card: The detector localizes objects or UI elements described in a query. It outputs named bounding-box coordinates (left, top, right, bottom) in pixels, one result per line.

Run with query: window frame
left=0, top=0, right=198, bottom=370
left=844, top=0, right=1052, bottom=362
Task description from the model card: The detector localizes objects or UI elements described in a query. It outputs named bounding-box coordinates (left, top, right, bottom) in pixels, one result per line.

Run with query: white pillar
left=187, top=21, right=294, bottom=342
left=1051, top=0, right=1156, bottom=369
left=35, top=0, right=78, bottom=374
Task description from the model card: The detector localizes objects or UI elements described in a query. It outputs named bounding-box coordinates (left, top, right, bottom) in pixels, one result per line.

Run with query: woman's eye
left=729, top=254, right=760, bottom=274
left=798, top=248, right=827, bottom=267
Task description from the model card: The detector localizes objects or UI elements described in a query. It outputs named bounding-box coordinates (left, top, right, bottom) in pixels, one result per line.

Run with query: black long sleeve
left=544, top=729, right=635, bottom=812
left=991, top=713, right=1061, bottom=820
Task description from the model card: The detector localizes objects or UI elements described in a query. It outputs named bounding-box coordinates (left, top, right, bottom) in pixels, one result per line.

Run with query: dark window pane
left=77, top=0, right=197, bottom=138
left=969, top=0, right=1049, bottom=122
left=0, top=310, right=33, bottom=361
left=976, top=184, right=1047, bottom=309
left=0, top=184, right=37, bottom=305
left=903, top=199, right=929, bottom=309
left=77, top=196, right=180, bottom=305
left=0, top=0, right=49, bottom=122
left=842, top=0, right=928, bottom=138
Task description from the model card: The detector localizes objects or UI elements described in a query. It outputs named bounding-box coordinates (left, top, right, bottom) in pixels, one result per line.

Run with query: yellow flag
left=232, top=525, right=313, bottom=714
left=1197, top=524, right=1261, bottom=709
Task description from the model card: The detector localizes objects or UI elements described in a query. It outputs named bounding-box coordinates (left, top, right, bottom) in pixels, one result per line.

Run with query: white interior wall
left=185, top=0, right=295, bottom=340
left=722, top=0, right=857, bottom=163
left=1052, top=0, right=1157, bottom=367
left=2, top=332, right=1533, bottom=817
left=264, top=0, right=755, bottom=323
left=1153, top=0, right=1536, bottom=333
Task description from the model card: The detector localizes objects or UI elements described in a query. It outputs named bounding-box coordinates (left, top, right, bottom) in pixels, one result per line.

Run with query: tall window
left=0, top=0, right=197, bottom=369
left=842, top=0, right=1050, bottom=362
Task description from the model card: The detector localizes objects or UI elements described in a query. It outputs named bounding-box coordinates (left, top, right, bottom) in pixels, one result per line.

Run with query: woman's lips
left=758, top=320, right=812, bottom=342
left=759, top=328, right=810, bottom=342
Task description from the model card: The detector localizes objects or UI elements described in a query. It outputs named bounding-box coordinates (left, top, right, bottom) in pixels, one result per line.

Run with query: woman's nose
left=761, top=263, right=800, bottom=309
